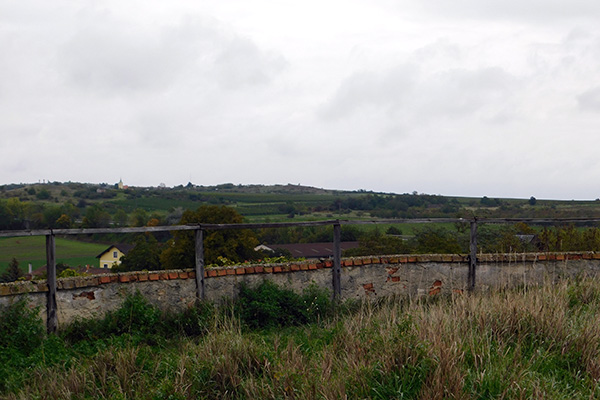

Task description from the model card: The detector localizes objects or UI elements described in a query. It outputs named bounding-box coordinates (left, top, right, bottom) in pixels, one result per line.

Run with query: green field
left=0, top=237, right=109, bottom=274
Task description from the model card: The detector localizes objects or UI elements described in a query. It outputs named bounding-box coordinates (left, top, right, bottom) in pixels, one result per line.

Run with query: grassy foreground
left=2, top=279, right=600, bottom=399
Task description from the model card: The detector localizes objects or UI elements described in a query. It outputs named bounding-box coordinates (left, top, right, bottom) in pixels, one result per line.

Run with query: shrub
left=0, top=298, right=44, bottom=356
left=62, top=292, right=216, bottom=343
left=235, top=281, right=332, bottom=329
left=167, top=301, right=215, bottom=337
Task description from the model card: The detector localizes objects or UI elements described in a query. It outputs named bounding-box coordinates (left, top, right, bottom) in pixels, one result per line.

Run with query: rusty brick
left=371, top=257, right=381, bottom=264
left=207, top=270, right=217, bottom=277
left=407, top=256, right=417, bottom=263
left=353, top=259, right=363, bottom=266
left=363, top=283, right=374, bottom=290
left=569, top=254, right=582, bottom=260
left=88, top=277, right=99, bottom=286
left=149, top=274, right=159, bottom=281
left=179, top=272, right=189, bottom=279
left=416, top=256, right=429, bottom=263
left=361, top=258, right=371, bottom=265
left=538, top=254, right=547, bottom=261
left=343, top=260, right=353, bottom=267
left=244, top=267, right=255, bottom=274
left=391, top=276, right=401, bottom=282
left=189, top=271, right=196, bottom=278
left=432, top=280, right=442, bottom=288
left=583, top=253, right=592, bottom=259
left=387, top=267, right=399, bottom=275
left=99, top=276, right=111, bottom=284
left=110, top=276, right=118, bottom=283
left=428, top=287, right=441, bottom=296
left=325, top=261, right=333, bottom=268
left=291, top=265, right=300, bottom=271
left=264, top=267, right=273, bottom=273
left=226, top=269, right=236, bottom=275
left=119, top=275, right=130, bottom=283
left=235, top=267, right=245, bottom=275
left=308, top=264, right=317, bottom=270
left=548, top=254, right=557, bottom=261
left=138, top=273, right=148, bottom=282
left=316, top=262, right=324, bottom=269
left=254, top=266, right=264, bottom=273
left=556, top=254, right=565, bottom=261
left=168, top=272, right=179, bottom=280
left=217, top=269, right=227, bottom=277
left=273, top=266, right=282, bottom=273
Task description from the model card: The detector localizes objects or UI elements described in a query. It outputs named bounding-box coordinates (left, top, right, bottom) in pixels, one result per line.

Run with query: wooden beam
left=332, top=222, right=342, bottom=299
left=195, top=229, right=205, bottom=301
left=468, top=220, right=477, bottom=291
left=46, top=234, right=57, bottom=334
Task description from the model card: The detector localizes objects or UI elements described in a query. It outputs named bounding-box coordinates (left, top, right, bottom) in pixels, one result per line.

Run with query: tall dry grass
left=5, top=278, right=600, bottom=399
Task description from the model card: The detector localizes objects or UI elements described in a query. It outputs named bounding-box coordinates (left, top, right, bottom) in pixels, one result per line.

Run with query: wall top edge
left=1, top=252, right=597, bottom=296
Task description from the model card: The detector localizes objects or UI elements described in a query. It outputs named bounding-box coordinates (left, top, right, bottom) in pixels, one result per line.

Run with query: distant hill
left=2, top=181, right=600, bottom=229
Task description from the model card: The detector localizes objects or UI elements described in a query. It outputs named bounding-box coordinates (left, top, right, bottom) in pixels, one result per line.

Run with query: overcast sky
left=2, top=1, right=600, bottom=199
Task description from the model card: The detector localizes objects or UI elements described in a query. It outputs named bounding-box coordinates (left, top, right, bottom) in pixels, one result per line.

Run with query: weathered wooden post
left=468, top=218, right=478, bottom=291
left=333, top=222, right=342, bottom=299
left=46, top=233, right=57, bottom=333
left=195, top=228, right=205, bottom=301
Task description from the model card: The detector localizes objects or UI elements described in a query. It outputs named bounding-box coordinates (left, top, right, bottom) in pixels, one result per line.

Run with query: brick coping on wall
left=1, top=251, right=598, bottom=297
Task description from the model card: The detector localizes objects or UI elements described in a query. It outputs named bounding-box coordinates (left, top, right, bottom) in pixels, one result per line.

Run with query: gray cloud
left=59, top=14, right=287, bottom=95
left=578, top=87, right=600, bottom=111
left=411, top=0, right=600, bottom=22
left=319, top=64, right=517, bottom=134
left=318, top=65, right=418, bottom=120
left=215, top=37, right=288, bottom=89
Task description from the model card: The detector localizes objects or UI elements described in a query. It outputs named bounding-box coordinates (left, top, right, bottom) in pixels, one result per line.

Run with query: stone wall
left=2, top=252, right=600, bottom=327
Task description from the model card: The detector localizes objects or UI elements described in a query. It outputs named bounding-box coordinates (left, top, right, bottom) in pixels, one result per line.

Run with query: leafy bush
left=167, top=300, right=215, bottom=337
left=0, top=298, right=44, bottom=355
left=62, top=291, right=216, bottom=343
left=235, top=281, right=332, bottom=329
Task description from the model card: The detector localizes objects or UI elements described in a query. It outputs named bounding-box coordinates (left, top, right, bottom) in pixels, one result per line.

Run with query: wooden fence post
left=333, top=222, right=341, bottom=299
left=468, top=219, right=478, bottom=291
left=195, top=229, right=205, bottom=301
left=46, top=233, right=57, bottom=333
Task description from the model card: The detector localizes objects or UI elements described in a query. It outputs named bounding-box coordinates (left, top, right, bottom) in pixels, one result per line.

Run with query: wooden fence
left=3, top=217, right=600, bottom=333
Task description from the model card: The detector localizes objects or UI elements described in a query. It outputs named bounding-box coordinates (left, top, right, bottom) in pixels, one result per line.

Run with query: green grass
left=0, top=237, right=108, bottom=273
left=3, top=279, right=600, bottom=398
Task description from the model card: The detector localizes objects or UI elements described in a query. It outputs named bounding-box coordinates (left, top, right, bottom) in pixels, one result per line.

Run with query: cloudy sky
left=2, top=0, right=600, bottom=199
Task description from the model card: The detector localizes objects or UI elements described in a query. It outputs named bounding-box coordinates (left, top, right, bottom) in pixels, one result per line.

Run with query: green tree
left=113, top=208, right=129, bottom=227
left=115, top=234, right=162, bottom=271
left=412, top=226, right=465, bottom=254
left=82, top=204, right=111, bottom=228
left=160, top=205, right=259, bottom=268
left=0, top=258, right=23, bottom=283
left=35, top=188, right=51, bottom=200
left=344, top=229, right=410, bottom=257
left=55, top=213, right=72, bottom=228
left=131, top=208, right=149, bottom=227
left=43, top=205, right=63, bottom=228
